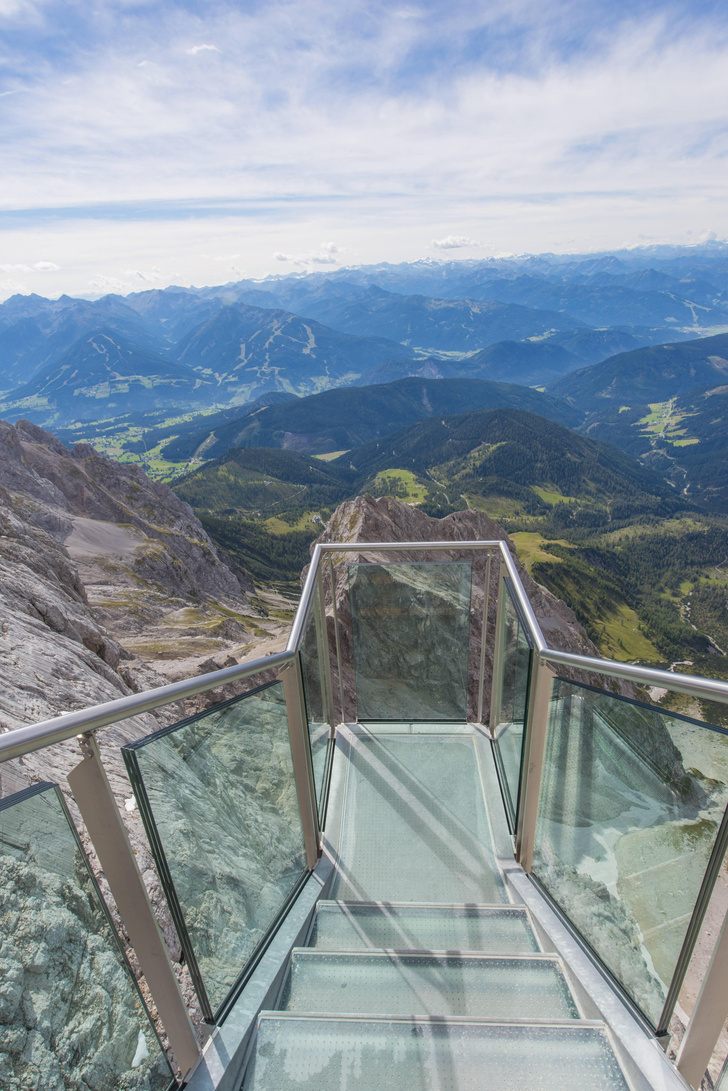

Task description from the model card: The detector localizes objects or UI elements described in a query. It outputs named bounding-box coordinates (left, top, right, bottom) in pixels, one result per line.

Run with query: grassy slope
left=170, top=406, right=728, bottom=671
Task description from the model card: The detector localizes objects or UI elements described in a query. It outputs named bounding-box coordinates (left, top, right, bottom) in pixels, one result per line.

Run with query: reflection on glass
left=123, top=681, right=307, bottom=1016
left=0, top=783, right=170, bottom=1090
left=492, top=581, right=533, bottom=827
left=533, top=678, right=728, bottom=1028
left=300, top=589, right=330, bottom=809
left=349, top=562, right=472, bottom=721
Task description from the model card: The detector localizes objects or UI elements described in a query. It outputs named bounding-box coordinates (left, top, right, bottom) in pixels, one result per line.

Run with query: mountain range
left=235, top=282, right=587, bottom=350
left=339, top=408, right=679, bottom=521
left=162, top=376, right=580, bottom=462
left=3, top=244, right=727, bottom=432
left=261, top=274, right=725, bottom=331
left=550, top=332, right=728, bottom=410
left=8, top=331, right=212, bottom=424
left=1, top=246, right=727, bottom=521
left=551, top=334, right=728, bottom=511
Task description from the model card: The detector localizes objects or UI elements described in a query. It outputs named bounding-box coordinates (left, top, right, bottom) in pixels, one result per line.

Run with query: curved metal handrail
left=4, top=535, right=728, bottom=766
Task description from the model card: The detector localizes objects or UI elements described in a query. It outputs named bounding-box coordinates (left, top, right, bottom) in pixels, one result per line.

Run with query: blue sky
left=0, top=0, right=726, bottom=298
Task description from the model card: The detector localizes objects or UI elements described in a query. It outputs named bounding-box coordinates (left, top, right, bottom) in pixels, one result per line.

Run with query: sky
left=0, top=0, right=727, bottom=300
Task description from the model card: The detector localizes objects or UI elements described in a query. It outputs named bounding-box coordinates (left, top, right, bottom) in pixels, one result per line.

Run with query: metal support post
left=488, top=570, right=507, bottom=737
left=676, top=898, right=728, bottom=1086
left=316, top=573, right=337, bottom=734
left=327, top=554, right=346, bottom=723
left=477, top=552, right=493, bottom=726
left=280, top=658, right=321, bottom=870
left=515, top=657, right=555, bottom=872
left=67, top=734, right=200, bottom=1080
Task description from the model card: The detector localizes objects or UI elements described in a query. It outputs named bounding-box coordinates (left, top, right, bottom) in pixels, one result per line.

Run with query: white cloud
left=121, top=266, right=164, bottom=282
left=0, top=260, right=60, bottom=272
left=0, top=277, right=29, bottom=296
left=430, top=236, right=482, bottom=250
left=0, top=3, right=727, bottom=291
left=273, top=243, right=343, bottom=266
left=87, top=274, right=133, bottom=293
left=0, top=0, right=37, bottom=18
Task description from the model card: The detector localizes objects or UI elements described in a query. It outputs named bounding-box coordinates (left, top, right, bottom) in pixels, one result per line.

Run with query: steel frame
left=5, top=536, right=728, bottom=1088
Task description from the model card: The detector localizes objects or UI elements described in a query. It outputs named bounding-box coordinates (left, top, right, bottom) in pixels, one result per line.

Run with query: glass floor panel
left=281, top=951, right=578, bottom=1020
left=330, top=731, right=505, bottom=903
left=311, top=903, right=540, bottom=953
left=242, top=1017, right=630, bottom=1091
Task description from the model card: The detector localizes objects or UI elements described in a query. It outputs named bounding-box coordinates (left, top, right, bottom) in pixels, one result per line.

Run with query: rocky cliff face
left=0, top=418, right=287, bottom=1052
left=314, top=494, right=598, bottom=723
left=0, top=418, right=274, bottom=684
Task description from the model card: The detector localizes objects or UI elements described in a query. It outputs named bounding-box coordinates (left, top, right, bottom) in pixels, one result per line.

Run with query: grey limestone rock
left=0, top=418, right=267, bottom=1051
left=0, top=828, right=169, bottom=1090
left=313, top=493, right=599, bottom=723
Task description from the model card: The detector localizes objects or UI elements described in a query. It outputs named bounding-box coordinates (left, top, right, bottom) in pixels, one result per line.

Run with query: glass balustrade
left=0, top=782, right=171, bottom=1090
left=532, top=677, right=728, bottom=1029
left=122, top=680, right=309, bottom=1019
left=491, top=579, right=534, bottom=830
left=348, top=561, right=473, bottom=721
left=299, top=584, right=332, bottom=812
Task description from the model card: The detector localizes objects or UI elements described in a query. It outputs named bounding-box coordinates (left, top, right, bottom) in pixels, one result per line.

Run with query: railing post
left=488, top=568, right=507, bottom=736
left=515, top=656, right=555, bottom=872
left=476, top=552, right=493, bottom=726
left=676, top=898, right=728, bottom=1086
left=67, top=734, right=200, bottom=1080
left=280, top=658, right=321, bottom=869
left=327, top=553, right=347, bottom=723
left=316, top=572, right=337, bottom=733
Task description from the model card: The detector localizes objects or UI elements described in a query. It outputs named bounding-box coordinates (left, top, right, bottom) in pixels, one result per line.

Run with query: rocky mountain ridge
left=0, top=417, right=297, bottom=747
left=0, top=417, right=295, bottom=1050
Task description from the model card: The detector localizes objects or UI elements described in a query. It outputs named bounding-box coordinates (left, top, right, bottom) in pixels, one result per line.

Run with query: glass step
left=280, top=950, right=579, bottom=1020
left=240, top=1015, right=630, bottom=1091
left=330, top=734, right=506, bottom=903
left=310, top=901, right=541, bottom=954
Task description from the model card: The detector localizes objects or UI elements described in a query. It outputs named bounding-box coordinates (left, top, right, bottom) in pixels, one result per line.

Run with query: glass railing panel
left=0, top=782, right=171, bottom=1090
left=299, top=587, right=331, bottom=810
left=532, top=677, right=728, bottom=1029
left=122, top=680, right=308, bottom=1018
left=492, top=580, right=533, bottom=829
left=348, top=561, right=473, bottom=721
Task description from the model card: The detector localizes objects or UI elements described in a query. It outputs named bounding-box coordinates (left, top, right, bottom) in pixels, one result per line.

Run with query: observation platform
left=239, top=722, right=630, bottom=1091
left=2, top=540, right=728, bottom=1091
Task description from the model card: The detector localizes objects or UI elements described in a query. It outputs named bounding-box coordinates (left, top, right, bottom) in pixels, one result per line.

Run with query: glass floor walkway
left=237, top=724, right=635, bottom=1091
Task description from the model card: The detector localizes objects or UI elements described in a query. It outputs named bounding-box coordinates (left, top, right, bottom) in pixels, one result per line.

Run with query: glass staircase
left=239, top=725, right=631, bottom=1091
left=4, top=540, right=728, bottom=1091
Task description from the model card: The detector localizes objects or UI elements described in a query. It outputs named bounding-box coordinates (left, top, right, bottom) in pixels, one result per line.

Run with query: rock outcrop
left=0, top=791, right=170, bottom=1091
left=313, top=494, right=598, bottom=723
left=0, top=418, right=274, bottom=682
left=0, top=418, right=284, bottom=1052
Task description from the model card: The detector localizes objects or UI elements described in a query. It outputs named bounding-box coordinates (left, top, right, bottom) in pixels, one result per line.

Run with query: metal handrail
left=5, top=535, right=728, bottom=766
left=0, top=649, right=295, bottom=763
left=6, top=531, right=728, bottom=1086
left=313, top=539, right=728, bottom=705
left=538, top=646, right=728, bottom=705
